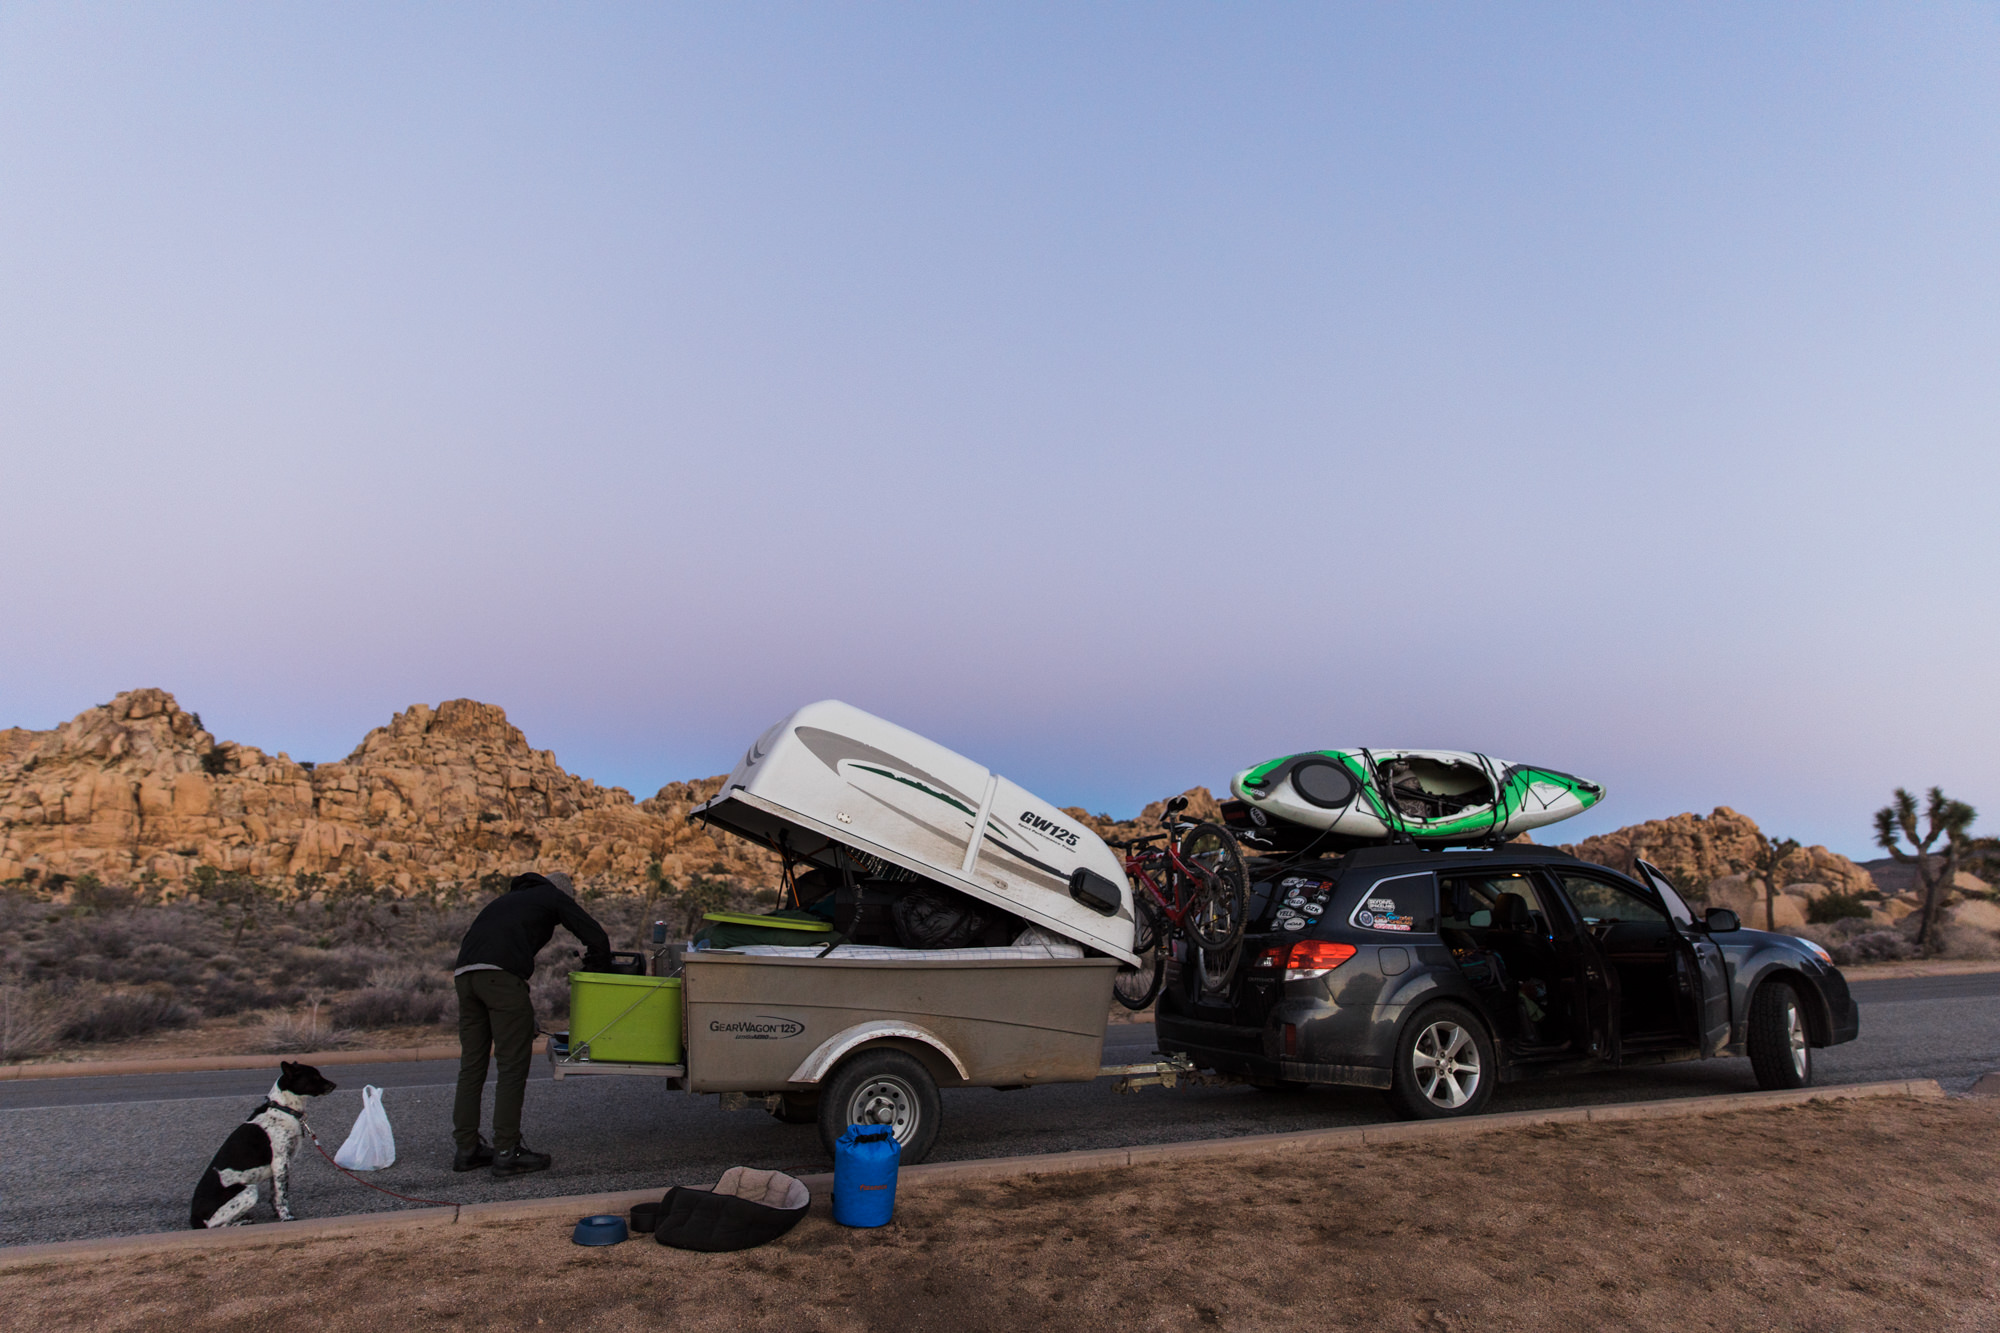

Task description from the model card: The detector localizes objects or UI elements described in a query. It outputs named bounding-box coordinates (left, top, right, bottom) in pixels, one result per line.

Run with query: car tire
left=1747, top=979, right=1813, bottom=1090
left=1388, top=1002, right=1497, bottom=1119
left=816, top=1048, right=942, bottom=1164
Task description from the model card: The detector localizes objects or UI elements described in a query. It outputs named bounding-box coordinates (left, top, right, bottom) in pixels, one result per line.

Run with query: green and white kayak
left=1230, top=749, right=1604, bottom=845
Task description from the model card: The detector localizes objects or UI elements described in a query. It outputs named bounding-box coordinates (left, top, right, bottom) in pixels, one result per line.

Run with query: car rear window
left=1267, top=873, right=1340, bottom=933
left=1347, top=871, right=1438, bottom=934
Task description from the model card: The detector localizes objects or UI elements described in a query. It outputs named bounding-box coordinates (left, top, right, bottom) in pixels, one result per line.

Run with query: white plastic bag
left=334, top=1084, right=396, bottom=1171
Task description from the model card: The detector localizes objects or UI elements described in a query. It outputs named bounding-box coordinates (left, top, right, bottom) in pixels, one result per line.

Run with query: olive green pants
left=453, top=970, right=536, bottom=1154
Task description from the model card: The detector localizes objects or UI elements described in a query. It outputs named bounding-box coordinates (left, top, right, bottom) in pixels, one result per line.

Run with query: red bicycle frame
left=1120, top=836, right=1206, bottom=939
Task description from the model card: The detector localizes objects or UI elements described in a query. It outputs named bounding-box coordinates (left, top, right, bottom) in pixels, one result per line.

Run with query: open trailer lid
left=691, top=701, right=1137, bottom=965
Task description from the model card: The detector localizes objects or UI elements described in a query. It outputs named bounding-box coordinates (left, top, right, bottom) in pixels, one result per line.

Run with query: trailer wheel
left=817, top=1049, right=942, bottom=1164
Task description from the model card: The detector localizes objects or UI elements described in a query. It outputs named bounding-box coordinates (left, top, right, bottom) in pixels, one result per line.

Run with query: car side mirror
left=1704, top=907, right=1740, bottom=933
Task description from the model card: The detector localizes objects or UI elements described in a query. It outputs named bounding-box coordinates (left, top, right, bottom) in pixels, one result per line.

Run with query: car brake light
left=1250, top=939, right=1356, bottom=980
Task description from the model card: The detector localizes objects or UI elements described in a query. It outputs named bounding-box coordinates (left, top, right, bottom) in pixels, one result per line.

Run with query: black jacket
left=454, top=874, right=612, bottom=980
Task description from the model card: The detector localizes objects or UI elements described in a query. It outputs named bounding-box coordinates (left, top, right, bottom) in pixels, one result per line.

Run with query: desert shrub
left=258, top=1002, right=357, bottom=1054
left=0, top=983, right=71, bottom=1060
left=60, top=990, right=196, bottom=1044
left=1831, top=931, right=1916, bottom=965
left=529, top=970, right=569, bottom=1024
left=281, top=945, right=382, bottom=991
left=1942, top=923, right=2000, bottom=960
left=367, top=963, right=448, bottom=994
left=331, top=987, right=449, bottom=1029
left=1809, top=891, right=1872, bottom=924
left=119, top=942, right=202, bottom=988
left=196, top=976, right=279, bottom=1016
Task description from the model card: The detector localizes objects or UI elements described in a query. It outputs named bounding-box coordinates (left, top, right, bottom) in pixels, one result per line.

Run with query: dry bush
left=258, top=1001, right=358, bottom=1054
left=528, top=970, right=569, bottom=1025
left=59, top=990, right=196, bottom=1044
left=0, top=982, right=71, bottom=1060
left=1832, top=930, right=1916, bottom=965
left=330, top=987, right=448, bottom=1029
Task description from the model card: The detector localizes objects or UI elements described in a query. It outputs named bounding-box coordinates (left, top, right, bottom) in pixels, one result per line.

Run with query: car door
left=1526, top=869, right=1620, bottom=1066
left=1545, top=868, right=1695, bottom=1051
left=1635, top=858, right=1732, bottom=1056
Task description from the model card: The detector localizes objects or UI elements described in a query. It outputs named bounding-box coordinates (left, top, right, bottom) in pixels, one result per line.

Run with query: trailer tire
left=817, top=1049, right=942, bottom=1164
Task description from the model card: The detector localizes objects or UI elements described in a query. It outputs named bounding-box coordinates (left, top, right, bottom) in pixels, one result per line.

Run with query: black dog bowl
left=630, top=1201, right=663, bottom=1235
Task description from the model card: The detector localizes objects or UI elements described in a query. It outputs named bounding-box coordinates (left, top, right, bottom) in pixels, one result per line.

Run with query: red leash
left=304, top=1121, right=464, bottom=1222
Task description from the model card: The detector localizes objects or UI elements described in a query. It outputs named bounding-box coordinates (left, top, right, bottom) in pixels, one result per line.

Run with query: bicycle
left=1107, top=796, right=1250, bottom=1010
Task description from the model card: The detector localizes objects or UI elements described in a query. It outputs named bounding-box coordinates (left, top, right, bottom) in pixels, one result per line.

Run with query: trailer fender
left=789, top=1020, right=970, bottom=1085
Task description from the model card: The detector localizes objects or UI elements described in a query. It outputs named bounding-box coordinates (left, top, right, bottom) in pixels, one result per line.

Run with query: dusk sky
left=4, top=5, right=1996, bottom=858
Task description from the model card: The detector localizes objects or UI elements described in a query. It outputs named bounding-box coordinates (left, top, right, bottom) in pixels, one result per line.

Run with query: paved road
left=2, top=974, right=1992, bottom=1246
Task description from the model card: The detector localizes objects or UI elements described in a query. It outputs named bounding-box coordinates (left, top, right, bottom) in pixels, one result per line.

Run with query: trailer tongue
left=548, top=700, right=1185, bottom=1163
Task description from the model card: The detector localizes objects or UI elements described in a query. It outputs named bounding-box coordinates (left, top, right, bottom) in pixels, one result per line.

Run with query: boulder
left=1561, top=808, right=1876, bottom=902
left=1953, top=899, right=2000, bottom=933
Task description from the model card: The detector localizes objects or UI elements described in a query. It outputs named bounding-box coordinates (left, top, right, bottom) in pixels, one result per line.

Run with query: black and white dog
left=189, top=1061, right=339, bottom=1228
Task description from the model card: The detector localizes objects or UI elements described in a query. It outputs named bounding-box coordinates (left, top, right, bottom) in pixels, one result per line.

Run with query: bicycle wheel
left=1113, top=894, right=1166, bottom=1011
left=1178, top=821, right=1249, bottom=951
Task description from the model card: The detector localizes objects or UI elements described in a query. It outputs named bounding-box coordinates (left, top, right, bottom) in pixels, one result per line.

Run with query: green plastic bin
left=567, top=972, right=683, bottom=1065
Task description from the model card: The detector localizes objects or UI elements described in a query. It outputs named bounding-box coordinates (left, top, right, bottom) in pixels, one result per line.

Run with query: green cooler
left=567, top=972, right=683, bottom=1064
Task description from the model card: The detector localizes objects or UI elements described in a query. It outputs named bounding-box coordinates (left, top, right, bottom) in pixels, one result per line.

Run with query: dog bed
left=653, top=1167, right=810, bottom=1252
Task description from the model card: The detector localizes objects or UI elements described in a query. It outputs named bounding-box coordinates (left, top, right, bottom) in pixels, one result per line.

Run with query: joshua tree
left=1750, top=833, right=1802, bottom=932
left=1874, top=787, right=1977, bottom=957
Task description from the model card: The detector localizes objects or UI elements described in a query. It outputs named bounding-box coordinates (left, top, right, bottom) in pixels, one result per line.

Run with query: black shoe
left=491, top=1146, right=552, bottom=1178
left=453, top=1139, right=495, bottom=1172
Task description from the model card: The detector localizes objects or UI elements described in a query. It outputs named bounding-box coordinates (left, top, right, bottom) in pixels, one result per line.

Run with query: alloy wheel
left=1786, top=999, right=1808, bottom=1079
left=1412, top=1020, right=1481, bottom=1109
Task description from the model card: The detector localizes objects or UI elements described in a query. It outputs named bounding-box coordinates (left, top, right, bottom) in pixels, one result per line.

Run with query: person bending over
left=452, top=870, right=610, bottom=1178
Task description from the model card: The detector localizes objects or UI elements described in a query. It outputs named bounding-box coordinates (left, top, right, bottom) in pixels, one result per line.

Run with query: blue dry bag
left=833, top=1125, right=901, bottom=1228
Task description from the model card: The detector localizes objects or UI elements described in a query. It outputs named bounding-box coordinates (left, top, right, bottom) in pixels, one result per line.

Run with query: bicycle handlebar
left=1109, top=834, right=1168, bottom=849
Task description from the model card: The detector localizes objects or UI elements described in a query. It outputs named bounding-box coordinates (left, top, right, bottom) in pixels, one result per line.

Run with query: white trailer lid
left=691, top=701, right=1137, bottom=965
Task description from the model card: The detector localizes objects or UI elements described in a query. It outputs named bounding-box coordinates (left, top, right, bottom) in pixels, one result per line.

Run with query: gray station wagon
left=1154, top=844, right=1859, bottom=1117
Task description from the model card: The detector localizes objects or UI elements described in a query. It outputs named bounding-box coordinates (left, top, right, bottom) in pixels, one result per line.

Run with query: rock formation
left=0, top=689, right=777, bottom=895
left=1558, top=807, right=1877, bottom=901
left=0, top=692, right=1933, bottom=937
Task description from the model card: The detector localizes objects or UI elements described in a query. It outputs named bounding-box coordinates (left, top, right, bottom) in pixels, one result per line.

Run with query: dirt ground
left=5, top=1094, right=1995, bottom=1332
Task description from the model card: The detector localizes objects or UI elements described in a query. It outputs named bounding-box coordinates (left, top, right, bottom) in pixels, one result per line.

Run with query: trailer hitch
left=1100, top=1052, right=1236, bottom=1093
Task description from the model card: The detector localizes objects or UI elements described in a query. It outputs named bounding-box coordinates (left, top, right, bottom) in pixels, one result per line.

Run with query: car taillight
left=1250, top=939, right=1357, bottom=980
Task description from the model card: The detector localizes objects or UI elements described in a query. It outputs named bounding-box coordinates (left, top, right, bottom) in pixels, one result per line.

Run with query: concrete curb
left=0, top=1039, right=547, bottom=1082
left=0, top=1077, right=1942, bottom=1270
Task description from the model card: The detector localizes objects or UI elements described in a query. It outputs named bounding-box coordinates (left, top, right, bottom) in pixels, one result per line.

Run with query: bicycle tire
left=1178, top=821, right=1249, bottom=951
left=1113, top=894, right=1167, bottom=1011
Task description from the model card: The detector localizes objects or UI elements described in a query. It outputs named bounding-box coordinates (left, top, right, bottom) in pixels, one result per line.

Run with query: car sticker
left=1355, top=909, right=1374, bottom=927
left=1282, top=919, right=1306, bottom=931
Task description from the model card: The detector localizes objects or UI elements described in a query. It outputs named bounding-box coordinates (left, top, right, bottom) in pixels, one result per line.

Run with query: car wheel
left=1389, top=1002, right=1496, bottom=1119
left=1748, top=979, right=1813, bottom=1090
left=816, top=1048, right=942, bottom=1164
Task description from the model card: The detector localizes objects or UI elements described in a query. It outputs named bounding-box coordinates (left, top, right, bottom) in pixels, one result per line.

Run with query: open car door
left=1636, top=858, right=1732, bottom=1056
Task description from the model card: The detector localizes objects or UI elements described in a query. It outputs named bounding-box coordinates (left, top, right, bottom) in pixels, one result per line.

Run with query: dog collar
left=257, top=1099, right=305, bottom=1121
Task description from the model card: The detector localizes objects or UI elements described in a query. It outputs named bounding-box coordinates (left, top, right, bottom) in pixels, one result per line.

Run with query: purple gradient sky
left=3, top=5, right=1996, bottom=858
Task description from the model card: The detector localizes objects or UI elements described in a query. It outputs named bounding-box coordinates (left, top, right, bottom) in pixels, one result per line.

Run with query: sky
left=2, top=4, right=1996, bottom=859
